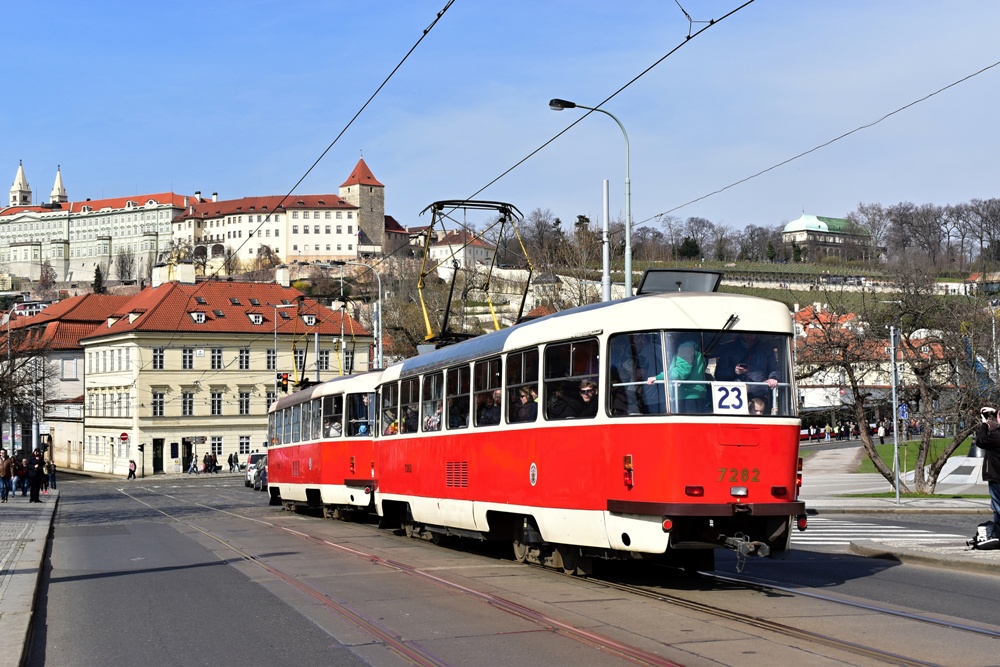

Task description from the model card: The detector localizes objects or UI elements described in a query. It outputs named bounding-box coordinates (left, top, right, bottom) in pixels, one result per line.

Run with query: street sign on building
left=120, top=432, right=129, bottom=443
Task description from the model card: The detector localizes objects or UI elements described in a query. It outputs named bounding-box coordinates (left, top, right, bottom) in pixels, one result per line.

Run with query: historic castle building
left=0, top=158, right=404, bottom=283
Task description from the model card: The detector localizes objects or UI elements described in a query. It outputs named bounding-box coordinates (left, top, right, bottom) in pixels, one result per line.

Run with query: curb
left=850, top=538, right=1000, bottom=577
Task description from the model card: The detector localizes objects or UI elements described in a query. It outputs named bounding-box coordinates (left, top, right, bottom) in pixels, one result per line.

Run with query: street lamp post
left=273, top=303, right=298, bottom=394
left=889, top=325, right=901, bottom=505
left=333, top=261, right=383, bottom=370
left=549, top=98, right=632, bottom=297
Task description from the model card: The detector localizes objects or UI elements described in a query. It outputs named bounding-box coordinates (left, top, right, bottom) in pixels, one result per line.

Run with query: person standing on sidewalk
left=46, top=460, right=56, bottom=490
left=27, top=450, right=44, bottom=503
left=0, top=449, right=12, bottom=502
left=975, top=407, right=1000, bottom=528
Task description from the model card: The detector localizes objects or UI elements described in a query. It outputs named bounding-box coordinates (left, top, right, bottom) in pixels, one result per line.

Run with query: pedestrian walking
left=187, top=455, right=199, bottom=474
left=227, top=453, right=234, bottom=473
left=127, top=459, right=137, bottom=480
left=233, top=452, right=240, bottom=473
left=877, top=422, right=886, bottom=445
left=0, top=449, right=12, bottom=502
left=17, top=458, right=28, bottom=496
left=46, top=460, right=56, bottom=490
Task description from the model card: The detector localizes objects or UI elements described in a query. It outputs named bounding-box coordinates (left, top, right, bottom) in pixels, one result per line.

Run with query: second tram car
left=268, top=281, right=805, bottom=573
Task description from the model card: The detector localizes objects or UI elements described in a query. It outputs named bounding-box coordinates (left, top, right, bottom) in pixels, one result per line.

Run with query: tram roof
left=386, top=291, right=792, bottom=380
left=270, top=369, right=381, bottom=412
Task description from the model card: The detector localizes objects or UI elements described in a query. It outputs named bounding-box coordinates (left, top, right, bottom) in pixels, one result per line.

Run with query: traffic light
left=137, top=444, right=145, bottom=452
left=280, top=372, right=289, bottom=393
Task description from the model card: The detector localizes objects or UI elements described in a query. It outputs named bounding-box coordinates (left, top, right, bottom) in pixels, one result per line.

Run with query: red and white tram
left=267, top=371, right=379, bottom=519
left=269, top=273, right=805, bottom=572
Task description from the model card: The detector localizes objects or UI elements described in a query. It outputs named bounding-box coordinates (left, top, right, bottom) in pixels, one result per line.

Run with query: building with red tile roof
left=71, top=277, right=372, bottom=475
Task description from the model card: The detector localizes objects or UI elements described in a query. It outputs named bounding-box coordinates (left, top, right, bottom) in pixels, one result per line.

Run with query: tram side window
left=446, top=365, right=470, bottom=429
left=291, top=404, right=302, bottom=442
left=473, top=356, right=502, bottom=427
left=608, top=332, right=667, bottom=416
left=400, top=378, right=420, bottom=434
left=282, top=408, right=292, bottom=445
left=381, top=383, right=399, bottom=435
left=544, top=338, right=599, bottom=420
left=506, top=348, right=539, bottom=423
left=301, top=400, right=312, bottom=441
left=322, top=395, right=343, bottom=437
left=347, top=393, right=373, bottom=436
left=421, top=372, right=444, bottom=432
left=311, top=398, right=322, bottom=439
left=271, top=411, right=280, bottom=445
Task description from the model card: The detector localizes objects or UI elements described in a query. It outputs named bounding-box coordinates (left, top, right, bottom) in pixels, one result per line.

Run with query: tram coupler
left=724, top=537, right=770, bottom=558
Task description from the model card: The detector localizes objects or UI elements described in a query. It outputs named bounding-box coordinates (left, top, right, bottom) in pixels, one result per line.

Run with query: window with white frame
left=182, top=348, right=193, bottom=370
left=239, top=348, right=250, bottom=370
left=239, top=391, right=250, bottom=415
left=182, top=391, right=194, bottom=416
left=211, top=436, right=223, bottom=456
left=266, top=391, right=276, bottom=410
left=239, top=435, right=251, bottom=455
left=211, top=348, right=223, bottom=370
left=319, top=350, right=330, bottom=370
left=266, top=349, right=276, bottom=371
left=211, top=392, right=223, bottom=416
left=152, top=392, right=165, bottom=417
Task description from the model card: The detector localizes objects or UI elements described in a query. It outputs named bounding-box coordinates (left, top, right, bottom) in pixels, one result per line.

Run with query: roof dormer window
left=191, top=312, right=206, bottom=324
left=303, top=314, right=316, bottom=326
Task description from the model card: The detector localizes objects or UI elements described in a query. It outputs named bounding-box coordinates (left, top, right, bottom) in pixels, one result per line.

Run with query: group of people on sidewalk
left=0, top=449, right=56, bottom=502
left=186, top=452, right=242, bottom=475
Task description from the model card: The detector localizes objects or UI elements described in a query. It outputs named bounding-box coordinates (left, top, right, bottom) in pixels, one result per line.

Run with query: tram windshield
left=607, top=330, right=795, bottom=417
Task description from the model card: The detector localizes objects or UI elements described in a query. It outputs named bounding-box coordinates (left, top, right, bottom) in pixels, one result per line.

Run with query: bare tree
left=848, top=202, right=892, bottom=261
left=683, top=217, right=714, bottom=254
left=114, top=247, right=136, bottom=282
left=37, top=261, right=57, bottom=299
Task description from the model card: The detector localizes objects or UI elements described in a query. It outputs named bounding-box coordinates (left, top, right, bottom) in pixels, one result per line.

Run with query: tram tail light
left=796, top=457, right=803, bottom=488
left=661, top=518, right=673, bottom=532
left=685, top=485, right=704, bottom=497
left=623, top=454, right=634, bottom=488
left=350, top=456, right=356, bottom=474
left=796, top=514, right=808, bottom=531
left=771, top=486, right=787, bottom=497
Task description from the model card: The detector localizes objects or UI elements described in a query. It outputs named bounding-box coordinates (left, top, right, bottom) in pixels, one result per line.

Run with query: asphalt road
left=27, top=474, right=1000, bottom=666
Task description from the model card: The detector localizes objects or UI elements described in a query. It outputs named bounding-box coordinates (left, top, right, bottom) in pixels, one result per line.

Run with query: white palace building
left=0, top=158, right=400, bottom=284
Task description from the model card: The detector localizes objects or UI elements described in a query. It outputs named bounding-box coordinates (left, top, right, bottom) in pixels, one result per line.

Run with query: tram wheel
left=403, top=522, right=416, bottom=538
left=555, top=545, right=579, bottom=575
left=512, top=540, right=528, bottom=563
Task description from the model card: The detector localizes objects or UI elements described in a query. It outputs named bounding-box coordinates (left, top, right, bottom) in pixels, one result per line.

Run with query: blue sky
left=4, top=1, right=1000, bottom=235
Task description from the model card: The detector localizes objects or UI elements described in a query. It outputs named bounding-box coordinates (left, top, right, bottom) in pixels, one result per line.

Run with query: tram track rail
left=115, top=478, right=998, bottom=667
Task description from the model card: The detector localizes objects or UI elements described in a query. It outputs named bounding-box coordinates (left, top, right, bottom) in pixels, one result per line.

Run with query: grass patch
left=855, top=437, right=974, bottom=474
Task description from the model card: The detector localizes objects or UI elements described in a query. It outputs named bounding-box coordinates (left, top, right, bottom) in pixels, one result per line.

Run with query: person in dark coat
left=975, top=406, right=1000, bottom=527
left=27, top=450, right=44, bottom=503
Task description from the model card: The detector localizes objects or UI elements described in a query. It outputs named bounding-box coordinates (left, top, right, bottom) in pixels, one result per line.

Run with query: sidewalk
left=801, top=445, right=998, bottom=576
left=0, top=488, right=58, bottom=667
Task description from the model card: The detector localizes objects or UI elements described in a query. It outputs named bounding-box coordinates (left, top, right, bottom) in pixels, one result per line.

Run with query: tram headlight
left=730, top=486, right=748, bottom=497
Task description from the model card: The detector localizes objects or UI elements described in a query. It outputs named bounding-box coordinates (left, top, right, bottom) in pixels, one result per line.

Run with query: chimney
left=275, top=265, right=290, bottom=288
left=212, top=192, right=218, bottom=202
left=183, top=196, right=188, bottom=207
left=194, top=191, right=201, bottom=200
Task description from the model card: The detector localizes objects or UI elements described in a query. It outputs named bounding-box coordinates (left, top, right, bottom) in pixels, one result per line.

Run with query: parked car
left=252, top=455, right=268, bottom=491
left=244, top=452, right=266, bottom=487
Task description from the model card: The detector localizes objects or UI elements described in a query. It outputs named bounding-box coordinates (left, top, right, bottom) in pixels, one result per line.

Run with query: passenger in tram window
left=383, top=410, right=398, bottom=435
left=576, top=379, right=599, bottom=418
left=513, top=387, right=538, bottom=422
left=714, top=332, right=780, bottom=412
left=401, top=406, right=418, bottom=433
left=634, top=334, right=665, bottom=414
left=658, top=338, right=708, bottom=414
left=477, top=391, right=500, bottom=425
left=447, top=397, right=469, bottom=429
left=546, top=381, right=582, bottom=420
left=424, top=402, right=443, bottom=431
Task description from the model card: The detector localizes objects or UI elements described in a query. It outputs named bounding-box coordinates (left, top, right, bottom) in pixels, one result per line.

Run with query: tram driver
left=714, top=332, right=780, bottom=414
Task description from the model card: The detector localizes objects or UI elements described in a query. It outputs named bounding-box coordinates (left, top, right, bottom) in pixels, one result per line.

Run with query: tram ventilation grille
left=292, top=461, right=300, bottom=477
left=446, top=461, right=468, bottom=488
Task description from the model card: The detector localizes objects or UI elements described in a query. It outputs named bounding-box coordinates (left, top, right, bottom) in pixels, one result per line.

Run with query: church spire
left=9, top=160, right=31, bottom=207
left=50, top=165, right=67, bottom=204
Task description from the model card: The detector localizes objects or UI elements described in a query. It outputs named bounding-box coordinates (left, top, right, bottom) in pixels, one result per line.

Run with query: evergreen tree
left=677, top=236, right=700, bottom=259
left=93, top=265, right=106, bottom=294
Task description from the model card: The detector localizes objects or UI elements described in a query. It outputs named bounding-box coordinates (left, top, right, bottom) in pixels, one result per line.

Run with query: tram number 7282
left=718, top=467, right=760, bottom=483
